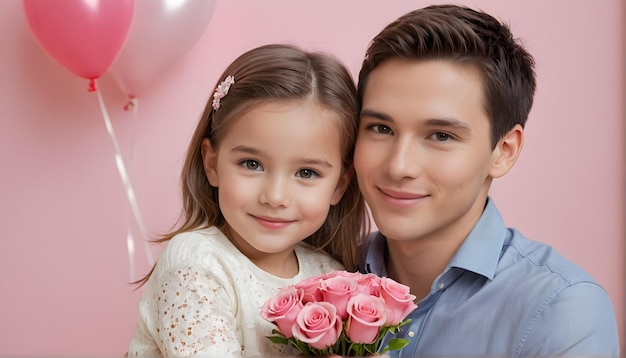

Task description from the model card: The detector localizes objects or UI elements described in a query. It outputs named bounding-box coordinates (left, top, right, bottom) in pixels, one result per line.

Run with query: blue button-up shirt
left=362, top=198, right=619, bottom=357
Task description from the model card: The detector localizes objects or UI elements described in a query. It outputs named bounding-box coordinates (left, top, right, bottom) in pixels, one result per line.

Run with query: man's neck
left=383, top=195, right=491, bottom=300
left=385, top=236, right=463, bottom=301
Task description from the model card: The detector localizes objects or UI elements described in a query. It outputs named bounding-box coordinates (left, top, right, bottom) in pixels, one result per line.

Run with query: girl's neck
left=222, top=225, right=300, bottom=278
left=250, top=250, right=299, bottom=278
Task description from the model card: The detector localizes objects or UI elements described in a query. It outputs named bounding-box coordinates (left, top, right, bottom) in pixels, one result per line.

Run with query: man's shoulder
left=497, top=231, right=619, bottom=356
left=501, top=229, right=599, bottom=286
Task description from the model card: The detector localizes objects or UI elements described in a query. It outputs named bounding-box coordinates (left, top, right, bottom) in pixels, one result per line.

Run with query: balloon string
left=126, top=97, right=137, bottom=282
left=125, top=97, right=153, bottom=277
left=95, top=90, right=155, bottom=273
left=127, top=230, right=136, bottom=282
left=129, top=98, right=155, bottom=268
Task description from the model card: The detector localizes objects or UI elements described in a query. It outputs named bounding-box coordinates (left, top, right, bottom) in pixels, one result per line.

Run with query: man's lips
left=378, top=187, right=428, bottom=207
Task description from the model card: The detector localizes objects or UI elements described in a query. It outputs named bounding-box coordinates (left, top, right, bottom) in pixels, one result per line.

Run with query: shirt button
left=408, top=331, right=415, bottom=337
left=439, top=283, right=445, bottom=289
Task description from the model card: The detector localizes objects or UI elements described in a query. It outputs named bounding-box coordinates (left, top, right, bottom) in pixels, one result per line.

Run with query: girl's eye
left=369, top=124, right=393, bottom=135
left=240, top=160, right=263, bottom=171
left=296, top=169, right=319, bottom=179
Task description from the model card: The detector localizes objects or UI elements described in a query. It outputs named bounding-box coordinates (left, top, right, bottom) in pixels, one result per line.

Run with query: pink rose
left=379, top=277, right=418, bottom=326
left=356, top=272, right=382, bottom=296
left=295, top=275, right=324, bottom=304
left=261, top=286, right=303, bottom=338
left=321, top=275, right=358, bottom=319
left=325, top=270, right=362, bottom=280
left=292, top=302, right=343, bottom=350
left=346, top=294, right=387, bottom=344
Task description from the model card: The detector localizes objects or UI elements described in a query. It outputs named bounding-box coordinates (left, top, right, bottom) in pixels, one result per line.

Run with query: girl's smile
left=251, top=214, right=295, bottom=230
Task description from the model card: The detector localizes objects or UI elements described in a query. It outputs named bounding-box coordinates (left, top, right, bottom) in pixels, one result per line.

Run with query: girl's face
left=202, top=100, right=350, bottom=272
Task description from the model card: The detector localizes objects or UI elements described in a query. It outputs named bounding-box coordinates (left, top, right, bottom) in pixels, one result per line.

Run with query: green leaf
left=266, top=335, right=289, bottom=345
left=292, top=338, right=312, bottom=354
left=364, top=344, right=378, bottom=354
left=388, top=338, right=410, bottom=350
left=269, top=329, right=287, bottom=338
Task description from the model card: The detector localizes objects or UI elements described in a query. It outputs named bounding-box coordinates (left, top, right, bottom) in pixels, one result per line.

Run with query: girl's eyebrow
left=231, top=145, right=333, bottom=168
left=298, top=158, right=333, bottom=168
left=230, top=145, right=262, bottom=155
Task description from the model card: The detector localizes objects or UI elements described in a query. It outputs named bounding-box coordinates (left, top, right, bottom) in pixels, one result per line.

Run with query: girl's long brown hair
left=135, top=44, right=369, bottom=287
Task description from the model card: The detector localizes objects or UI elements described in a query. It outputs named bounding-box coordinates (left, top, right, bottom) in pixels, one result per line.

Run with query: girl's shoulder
left=158, top=226, right=235, bottom=268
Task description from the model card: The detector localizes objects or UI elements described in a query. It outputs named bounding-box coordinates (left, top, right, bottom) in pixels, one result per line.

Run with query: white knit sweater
left=128, top=226, right=343, bottom=357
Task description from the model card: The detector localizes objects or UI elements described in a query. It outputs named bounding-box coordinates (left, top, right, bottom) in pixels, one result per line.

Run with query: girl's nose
left=259, top=175, right=291, bottom=207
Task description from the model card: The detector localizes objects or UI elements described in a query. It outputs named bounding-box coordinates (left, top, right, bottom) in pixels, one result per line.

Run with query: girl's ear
left=330, top=165, right=354, bottom=205
left=489, top=124, right=524, bottom=179
left=201, top=138, right=219, bottom=187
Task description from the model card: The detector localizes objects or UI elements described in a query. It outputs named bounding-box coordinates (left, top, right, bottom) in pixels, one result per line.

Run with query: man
left=355, top=4, right=619, bottom=357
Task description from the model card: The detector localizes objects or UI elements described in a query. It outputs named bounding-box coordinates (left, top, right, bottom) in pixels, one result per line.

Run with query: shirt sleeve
left=153, top=265, right=243, bottom=357
left=519, top=281, right=619, bottom=357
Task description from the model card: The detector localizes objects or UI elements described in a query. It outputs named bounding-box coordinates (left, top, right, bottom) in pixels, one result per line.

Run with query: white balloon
left=110, top=0, right=216, bottom=97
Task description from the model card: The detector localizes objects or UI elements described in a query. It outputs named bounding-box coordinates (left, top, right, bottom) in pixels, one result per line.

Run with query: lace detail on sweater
left=155, top=267, right=240, bottom=356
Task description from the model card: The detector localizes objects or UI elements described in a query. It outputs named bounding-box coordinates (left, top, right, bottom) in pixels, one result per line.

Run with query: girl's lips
left=252, top=215, right=294, bottom=229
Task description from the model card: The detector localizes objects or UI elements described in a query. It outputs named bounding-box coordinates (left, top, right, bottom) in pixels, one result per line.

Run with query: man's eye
left=429, top=132, right=452, bottom=141
left=296, top=169, right=319, bottom=179
left=240, top=160, right=263, bottom=171
left=370, top=124, right=393, bottom=134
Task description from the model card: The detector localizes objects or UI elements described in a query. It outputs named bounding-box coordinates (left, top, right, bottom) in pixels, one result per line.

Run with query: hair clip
left=212, top=75, right=235, bottom=111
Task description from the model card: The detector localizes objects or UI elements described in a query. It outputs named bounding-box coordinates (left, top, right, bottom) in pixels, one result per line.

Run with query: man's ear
left=330, top=165, right=354, bottom=205
left=489, top=124, right=524, bottom=179
left=201, top=138, right=219, bottom=187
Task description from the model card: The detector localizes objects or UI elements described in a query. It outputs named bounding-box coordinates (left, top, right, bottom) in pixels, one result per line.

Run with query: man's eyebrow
left=361, top=109, right=471, bottom=132
left=360, top=109, right=392, bottom=121
left=424, top=118, right=472, bottom=132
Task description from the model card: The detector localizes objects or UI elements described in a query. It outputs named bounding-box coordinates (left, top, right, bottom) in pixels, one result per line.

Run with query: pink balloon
left=110, top=0, right=216, bottom=98
left=23, top=0, right=134, bottom=90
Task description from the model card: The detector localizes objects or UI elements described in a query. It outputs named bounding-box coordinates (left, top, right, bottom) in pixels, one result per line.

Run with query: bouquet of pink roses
left=261, top=270, right=417, bottom=356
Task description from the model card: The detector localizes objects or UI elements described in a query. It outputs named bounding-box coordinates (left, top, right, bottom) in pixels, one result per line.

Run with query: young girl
left=128, top=44, right=368, bottom=357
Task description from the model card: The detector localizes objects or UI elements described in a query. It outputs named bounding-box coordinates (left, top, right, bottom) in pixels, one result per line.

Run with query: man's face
left=355, top=59, right=499, bottom=244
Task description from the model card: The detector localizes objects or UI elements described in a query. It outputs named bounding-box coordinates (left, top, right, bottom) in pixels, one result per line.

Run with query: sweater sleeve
left=144, top=230, right=245, bottom=357
left=152, top=264, right=243, bottom=357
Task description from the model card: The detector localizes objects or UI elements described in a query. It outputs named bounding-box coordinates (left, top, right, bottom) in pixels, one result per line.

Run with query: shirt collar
left=364, top=231, right=388, bottom=276
left=447, top=197, right=507, bottom=280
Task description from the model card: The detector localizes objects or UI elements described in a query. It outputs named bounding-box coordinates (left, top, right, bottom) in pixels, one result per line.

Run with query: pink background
left=1, top=0, right=623, bottom=355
